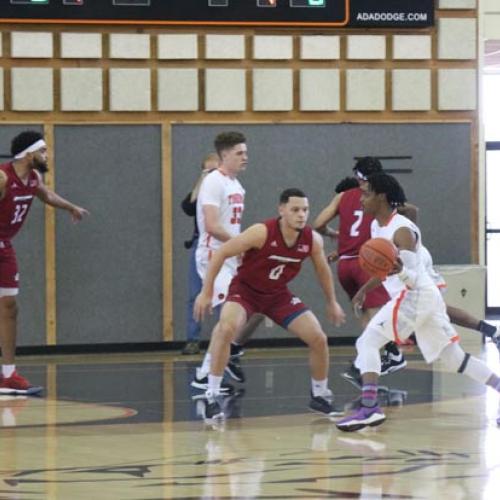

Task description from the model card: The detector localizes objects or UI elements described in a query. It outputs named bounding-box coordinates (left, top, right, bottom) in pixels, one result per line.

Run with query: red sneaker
left=0, top=371, right=43, bottom=395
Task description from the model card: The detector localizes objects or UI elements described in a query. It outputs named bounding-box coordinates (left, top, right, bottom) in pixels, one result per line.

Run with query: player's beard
left=33, top=158, right=49, bottom=174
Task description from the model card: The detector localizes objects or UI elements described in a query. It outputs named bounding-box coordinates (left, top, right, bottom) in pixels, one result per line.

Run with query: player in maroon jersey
left=0, top=131, right=88, bottom=395
left=313, top=157, right=409, bottom=380
left=193, top=188, right=346, bottom=422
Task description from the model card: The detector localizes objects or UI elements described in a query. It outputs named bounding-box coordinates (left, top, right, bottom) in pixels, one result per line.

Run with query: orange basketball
left=359, top=238, right=398, bottom=279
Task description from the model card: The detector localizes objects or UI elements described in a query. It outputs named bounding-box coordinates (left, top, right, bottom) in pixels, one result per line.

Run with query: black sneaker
left=309, top=391, right=344, bottom=417
left=230, top=343, right=244, bottom=359
left=377, top=386, right=408, bottom=407
left=380, top=352, right=407, bottom=376
left=202, top=391, right=225, bottom=422
left=182, top=341, right=201, bottom=355
left=190, top=369, right=234, bottom=394
left=341, top=363, right=362, bottom=389
left=225, top=359, right=245, bottom=383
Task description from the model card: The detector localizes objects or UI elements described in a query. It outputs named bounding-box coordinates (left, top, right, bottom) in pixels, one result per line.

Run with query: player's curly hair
left=367, top=172, right=407, bottom=208
left=214, top=131, right=246, bottom=156
left=11, top=130, right=43, bottom=157
left=335, top=176, right=359, bottom=194
left=353, top=156, right=383, bottom=178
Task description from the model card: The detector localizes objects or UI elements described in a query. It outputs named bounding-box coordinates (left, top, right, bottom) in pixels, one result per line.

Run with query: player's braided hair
left=335, top=176, right=359, bottom=194
left=353, top=156, right=383, bottom=178
left=367, top=172, right=407, bottom=208
left=11, top=131, right=43, bottom=157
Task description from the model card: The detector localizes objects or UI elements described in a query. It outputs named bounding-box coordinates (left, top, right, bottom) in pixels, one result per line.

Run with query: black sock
left=479, top=320, right=497, bottom=338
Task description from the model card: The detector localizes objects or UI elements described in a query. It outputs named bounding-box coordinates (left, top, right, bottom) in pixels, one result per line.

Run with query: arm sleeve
left=397, top=249, right=418, bottom=289
left=181, top=192, right=196, bottom=216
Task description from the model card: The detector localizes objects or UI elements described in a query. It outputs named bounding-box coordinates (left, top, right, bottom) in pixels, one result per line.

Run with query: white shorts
left=368, top=285, right=458, bottom=363
left=196, top=247, right=238, bottom=307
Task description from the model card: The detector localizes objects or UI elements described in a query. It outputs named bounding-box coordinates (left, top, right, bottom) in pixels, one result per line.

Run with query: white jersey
left=364, top=213, right=457, bottom=364
left=195, top=169, right=245, bottom=306
left=196, top=169, right=245, bottom=255
left=371, top=212, right=434, bottom=298
left=420, top=244, right=447, bottom=290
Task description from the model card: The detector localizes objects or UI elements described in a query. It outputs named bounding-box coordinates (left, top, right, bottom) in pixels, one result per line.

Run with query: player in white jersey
left=196, top=168, right=245, bottom=307
left=336, top=173, right=500, bottom=431
left=192, top=131, right=251, bottom=392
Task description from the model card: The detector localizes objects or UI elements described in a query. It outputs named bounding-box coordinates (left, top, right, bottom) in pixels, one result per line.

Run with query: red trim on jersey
left=392, top=289, right=407, bottom=345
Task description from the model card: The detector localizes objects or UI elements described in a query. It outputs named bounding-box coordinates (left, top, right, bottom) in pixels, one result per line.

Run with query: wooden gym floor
left=0, top=342, right=500, bottom=499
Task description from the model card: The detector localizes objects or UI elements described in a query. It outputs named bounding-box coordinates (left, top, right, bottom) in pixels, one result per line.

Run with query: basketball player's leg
left=194, top=260, right=234, bottom=381
left=208, top=302, right=248, bottom=383
left=231, top=313, right=266, bottom=356
left=337, top=298, right=407, bottom=431
left=201, top=301, right=250, bottom=422
left=0, top=250, right=40, bottom=394
left=286, top=310, right=328, bottom=381
left=0, top=294, right=17, bottom=366
left=446, top=305, right=499, bottom=343
left=271, top=294, right=343, bottom=416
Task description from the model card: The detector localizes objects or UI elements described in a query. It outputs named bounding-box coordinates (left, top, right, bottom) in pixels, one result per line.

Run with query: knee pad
left=440, top=343, right=492, bottom=384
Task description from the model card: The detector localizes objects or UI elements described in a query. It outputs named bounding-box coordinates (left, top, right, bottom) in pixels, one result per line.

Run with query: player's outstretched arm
left=310, top=231, right=346, bottom=327
left=193, top=223, right=267, bottom=322
left=312, top=192, right=343, bottom=238
left=34, top=172, right=89, bottom=222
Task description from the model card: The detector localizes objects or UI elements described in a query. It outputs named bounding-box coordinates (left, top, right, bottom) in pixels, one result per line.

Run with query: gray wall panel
left=0, top=125, right=45, bottom=347
left=172, top=123, right=471, bottom=340
left=54, top=125, right=163, bottom=344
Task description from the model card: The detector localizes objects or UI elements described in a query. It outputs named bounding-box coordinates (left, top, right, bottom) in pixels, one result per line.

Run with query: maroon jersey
left=337, top=187, right=373, bottom=257
left=0, top=162, right=39, bottom=241
left=235, top=218, right=313, bottom=293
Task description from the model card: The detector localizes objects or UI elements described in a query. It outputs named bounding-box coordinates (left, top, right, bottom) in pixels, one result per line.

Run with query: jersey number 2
left=350, top=210, right=363, bottom=237
left=11, top=204, right=28, bottom=224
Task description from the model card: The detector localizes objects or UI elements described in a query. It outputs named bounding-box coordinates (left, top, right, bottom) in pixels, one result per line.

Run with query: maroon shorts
left=337, top=256, right=390, bottom=309
left=0, top=243, right=19, bottom=291
left=226, top=279, right=308, bottom=329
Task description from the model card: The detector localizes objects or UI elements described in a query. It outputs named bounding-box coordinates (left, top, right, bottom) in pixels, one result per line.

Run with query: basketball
left=359, top=238, right=398, bottom=279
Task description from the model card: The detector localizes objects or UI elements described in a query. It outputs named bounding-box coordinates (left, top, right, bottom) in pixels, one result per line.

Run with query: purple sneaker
left=336, top=405, right=386, bottom=432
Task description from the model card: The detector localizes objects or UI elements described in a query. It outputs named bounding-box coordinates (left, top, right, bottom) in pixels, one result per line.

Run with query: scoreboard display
left=2, top=0, right=435, bottom=28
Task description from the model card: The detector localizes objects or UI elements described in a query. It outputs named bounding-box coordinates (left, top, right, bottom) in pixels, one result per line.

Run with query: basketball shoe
left=341, top=363, right=363, bottom=389
left=201, top=390, right=225, bottom=422
left=230, top=343, right=244, bottom=359
left=336, top=405, right=386, bottom=432
left=225, top=359, right=245, bottom=383
left=190, top=368, right=234, bottom=394
left=309, top=390, right=344, bottom=417
left=380, top=350, right=407, bottom=375
left=0, top=371, right=43, bottom=396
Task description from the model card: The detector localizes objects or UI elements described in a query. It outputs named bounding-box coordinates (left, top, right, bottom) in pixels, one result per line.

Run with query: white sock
left=208, top=374, right=223, bottom=396
left=199, top=353, right=211, bottom=378
left=2, top=365, right=15, bottom=378
left=311, top=378, right=329, bottom=398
